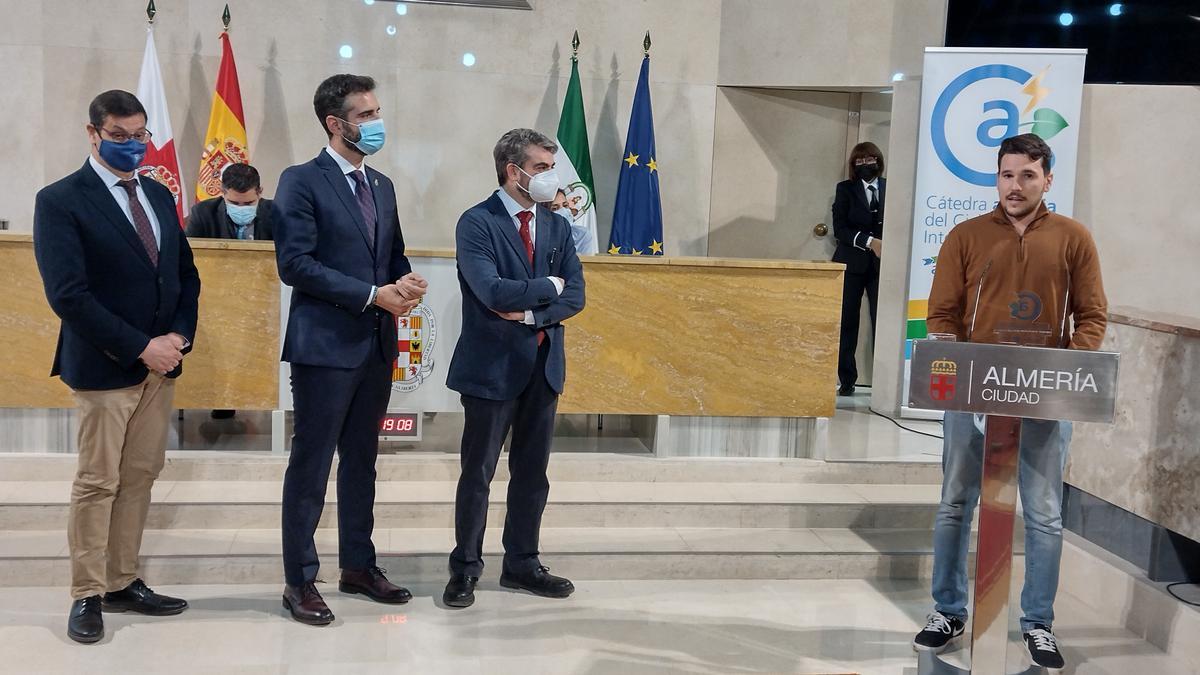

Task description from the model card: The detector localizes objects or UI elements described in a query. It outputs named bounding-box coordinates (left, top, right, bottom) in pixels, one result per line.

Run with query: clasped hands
left=374, top=272, right=429, bottom=316
left=139, top=332, right=189, bottom=375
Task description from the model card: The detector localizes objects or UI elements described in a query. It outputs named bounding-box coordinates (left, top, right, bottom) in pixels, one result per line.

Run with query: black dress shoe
left=340, top=566, right=412, bottom=604
left=442, top=573, right=478, bottom=609
left=499, top=565, right=574, bottom=598
left=103, top=579, right=188, bottom=616
left=283, top=582, right=334, bottom=626
left=67, top=595, right=104, bottom=644
left=837, top=384, right=855, bottom=396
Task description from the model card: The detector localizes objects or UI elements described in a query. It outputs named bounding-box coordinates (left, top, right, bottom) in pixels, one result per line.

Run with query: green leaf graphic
left=1029, top=108, right=1069, bottom=140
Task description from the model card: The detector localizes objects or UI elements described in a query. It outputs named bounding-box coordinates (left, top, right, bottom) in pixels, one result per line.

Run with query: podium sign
left=909, top=339, right=1118, bottom=675
left=909, top=341, right=1119, bottom=423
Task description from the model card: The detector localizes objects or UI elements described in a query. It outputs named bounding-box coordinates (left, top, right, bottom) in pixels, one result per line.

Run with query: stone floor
left=0, top=579, right=1193, bottom=675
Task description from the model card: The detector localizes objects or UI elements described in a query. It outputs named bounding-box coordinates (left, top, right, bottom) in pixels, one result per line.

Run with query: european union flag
left=608, top=53, right=663, bottom=256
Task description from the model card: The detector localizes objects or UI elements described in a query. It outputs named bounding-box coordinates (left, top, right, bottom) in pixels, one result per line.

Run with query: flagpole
left=643, top=30, right=651, bottom=58
left=138, top=0, right=189, bottom=223
left=222, top=3, right=230, bottom=32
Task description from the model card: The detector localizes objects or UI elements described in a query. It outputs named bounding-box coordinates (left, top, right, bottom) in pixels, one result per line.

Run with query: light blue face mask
left=225, top=202, right=258, bottom=227
left=343, top=118, right=386, bottom=155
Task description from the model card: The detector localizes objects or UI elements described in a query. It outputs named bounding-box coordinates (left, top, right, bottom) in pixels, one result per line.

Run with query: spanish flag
left=196, top=31, right=249, bottom=202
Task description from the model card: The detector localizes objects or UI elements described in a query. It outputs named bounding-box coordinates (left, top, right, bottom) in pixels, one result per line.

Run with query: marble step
left=0, top=452, right=944, bottom=485
left=0, top=526, right=993, bottom=587
left=0, top=481, right=943, bottom=531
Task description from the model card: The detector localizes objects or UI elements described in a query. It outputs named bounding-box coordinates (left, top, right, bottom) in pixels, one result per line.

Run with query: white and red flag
left=136, top=24, right=187, bottom=227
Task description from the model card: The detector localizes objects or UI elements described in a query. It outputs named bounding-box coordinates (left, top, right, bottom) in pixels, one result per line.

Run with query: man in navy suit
left=274, top=74, right=427, bottom=625
left=831, top=142, right=887, bottom=396
left=442, top=128, right=586, bottom=609
left=33, top=90, right=200, bottom=644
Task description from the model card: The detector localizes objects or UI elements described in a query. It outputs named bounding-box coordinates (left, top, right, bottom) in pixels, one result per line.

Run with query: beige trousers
left=68, top=373, right=175, bottom=599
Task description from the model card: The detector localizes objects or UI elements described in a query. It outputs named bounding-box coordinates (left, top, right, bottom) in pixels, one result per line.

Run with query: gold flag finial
left=571, top=30, right=579, bottom=62
left=222, top=4, right=231, bottom=31
left=643, top=30, right=651, bottom=57
left=146, top=0, right=156, bottom=24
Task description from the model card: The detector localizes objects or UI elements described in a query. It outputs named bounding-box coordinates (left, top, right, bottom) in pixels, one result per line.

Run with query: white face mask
left=515, top=165, right=559, bottom=202
left=554, top=207, right=573, bottom=221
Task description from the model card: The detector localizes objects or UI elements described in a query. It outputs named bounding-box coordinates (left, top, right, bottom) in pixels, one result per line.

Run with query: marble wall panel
left=1066, top=318, right=1200, bottom=542
left=2, top=238, right=842, bottom=417
left=560, top=258, right=843, bottom=417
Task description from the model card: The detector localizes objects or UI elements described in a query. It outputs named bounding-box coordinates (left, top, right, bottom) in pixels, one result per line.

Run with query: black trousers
left=837, top=265, right=880, bottom=388
left=281, top=354, right=392, bottom=586
left=450, top=341, right=557, bottom=577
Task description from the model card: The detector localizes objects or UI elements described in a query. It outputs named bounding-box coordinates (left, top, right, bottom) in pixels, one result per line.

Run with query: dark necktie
left=868, top=184, right=879, bottom=212
left=516, top=211, right=544, bottom=346
left=350, top=170, right=377, bottom=249
left=117, top=179, right=158, bottom=267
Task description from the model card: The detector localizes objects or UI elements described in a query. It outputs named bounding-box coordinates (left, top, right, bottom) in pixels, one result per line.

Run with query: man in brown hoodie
left=911, top=134, right=1107, bottom=673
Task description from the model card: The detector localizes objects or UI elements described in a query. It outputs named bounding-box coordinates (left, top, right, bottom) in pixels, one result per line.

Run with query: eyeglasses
left=853, top=158, right=879, bottom=166
left=99, top=127, right=153, bottom=144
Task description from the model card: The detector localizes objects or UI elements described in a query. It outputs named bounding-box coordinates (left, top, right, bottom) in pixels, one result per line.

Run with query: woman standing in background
left=831, top=142, right=886, bottom=396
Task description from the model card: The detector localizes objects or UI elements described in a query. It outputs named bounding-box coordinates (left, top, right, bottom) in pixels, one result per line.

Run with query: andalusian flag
left=554, top=32, right=598, bottom=255
left=196, top=30, right=249, bottom=201
left=136, top=24, right=187, bottom=226
left=608, top=36, right=662, bottom=256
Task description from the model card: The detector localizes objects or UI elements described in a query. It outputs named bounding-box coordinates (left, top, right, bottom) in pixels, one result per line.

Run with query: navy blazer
left=274, top=150, right=412, bottom=369
left=447, top=192, right=586, bottom=400
left=33, top=160, right=200, bottom=391
left=832, top=177, right=886, bottom=275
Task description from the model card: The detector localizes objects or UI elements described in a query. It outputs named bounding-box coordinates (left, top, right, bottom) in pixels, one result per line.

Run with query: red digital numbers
left=380, top=415, right=416, bottom=435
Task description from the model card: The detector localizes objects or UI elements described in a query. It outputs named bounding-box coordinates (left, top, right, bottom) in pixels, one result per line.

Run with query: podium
left=908, top=338, right=1119, bottom=674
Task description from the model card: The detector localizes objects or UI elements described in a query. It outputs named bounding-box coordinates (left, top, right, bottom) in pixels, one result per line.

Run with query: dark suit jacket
left=33, top=160, right=201, bottom=391
left=273, top=150, right=411, bottom=369
left=447, top=192, right=586, bottom=400
left=185, top=196, right=274, bottom=241
left=832, top=177, right=886, bottom=275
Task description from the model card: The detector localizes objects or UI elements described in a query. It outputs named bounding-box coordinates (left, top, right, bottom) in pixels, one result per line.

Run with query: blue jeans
left=930, top=411, right=1071, bottom=631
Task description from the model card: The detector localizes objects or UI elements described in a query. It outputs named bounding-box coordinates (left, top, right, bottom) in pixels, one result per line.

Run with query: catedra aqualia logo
left=931, top=64, right=1070, bottom=187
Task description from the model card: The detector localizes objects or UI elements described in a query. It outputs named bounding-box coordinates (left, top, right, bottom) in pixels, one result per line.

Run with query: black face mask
left=854, top=163, right=880, bottom=181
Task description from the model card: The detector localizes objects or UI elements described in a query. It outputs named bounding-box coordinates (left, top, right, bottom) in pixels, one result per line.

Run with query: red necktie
left=117, top=179, right=159, bottom=267
left=517, top=211, right=534, bottom=263
left=516, top=211, right=544, bottom=345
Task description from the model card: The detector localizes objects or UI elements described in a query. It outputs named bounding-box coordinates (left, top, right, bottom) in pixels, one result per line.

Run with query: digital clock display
left=379, top=412, right=421, bottom=441
left=381, top=416, right=415, bottom=433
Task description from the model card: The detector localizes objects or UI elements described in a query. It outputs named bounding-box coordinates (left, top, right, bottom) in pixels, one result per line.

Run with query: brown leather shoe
left=339, top=566, right=412, bottom=604
left=282, top=582, right=334, bottom=625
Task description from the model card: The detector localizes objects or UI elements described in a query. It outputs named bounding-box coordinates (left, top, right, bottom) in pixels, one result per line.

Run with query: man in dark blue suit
left=34, top=90, right=200, bottom=644
left=274, top=74, right=427, bottom=625
left=442, top=129, right=586, bottom=609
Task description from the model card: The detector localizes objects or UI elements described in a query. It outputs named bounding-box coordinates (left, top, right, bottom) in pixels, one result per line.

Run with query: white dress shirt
left=495, top=188, right=564, bottom=325
left=325, top=145, right=368, bottom=194
left=88, top=155, right=162, bottom=250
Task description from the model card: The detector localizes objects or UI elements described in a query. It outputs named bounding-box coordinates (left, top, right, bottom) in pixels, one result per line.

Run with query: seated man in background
left=186, top=162, right=274, bottom=419
left=186, top=162, right=274, bottom=241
